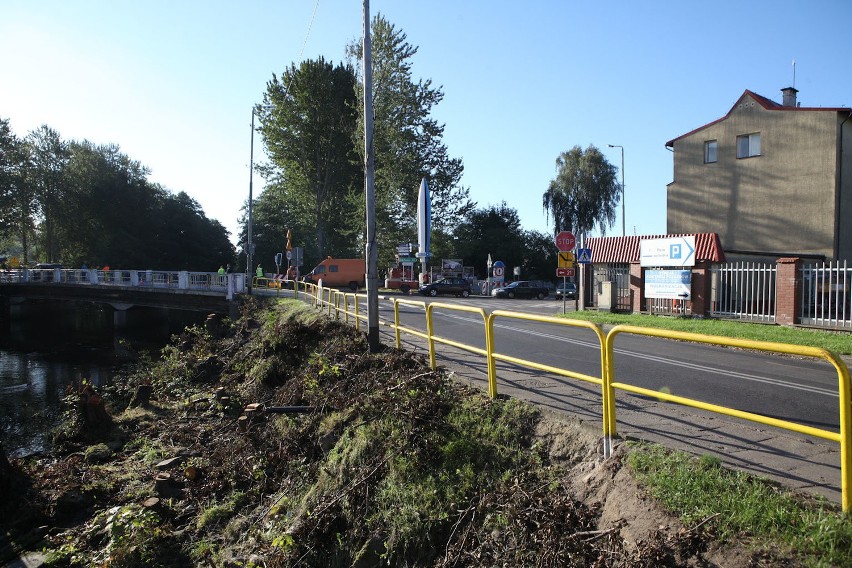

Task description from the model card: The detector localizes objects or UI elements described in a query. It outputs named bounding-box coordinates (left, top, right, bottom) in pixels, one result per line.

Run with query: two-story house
left=666, top=88, right=852, bottom=261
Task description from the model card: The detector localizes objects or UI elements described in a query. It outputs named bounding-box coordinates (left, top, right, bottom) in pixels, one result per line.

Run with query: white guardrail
left=0, top=268, right=246, bottom=299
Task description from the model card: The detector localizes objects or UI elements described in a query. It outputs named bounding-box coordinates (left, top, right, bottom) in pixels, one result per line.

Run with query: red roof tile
left=585, top=233, right=725, bottom=264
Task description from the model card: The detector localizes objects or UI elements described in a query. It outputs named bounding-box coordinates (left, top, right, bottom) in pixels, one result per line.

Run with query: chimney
left=781, top=86, right=798, bottom=107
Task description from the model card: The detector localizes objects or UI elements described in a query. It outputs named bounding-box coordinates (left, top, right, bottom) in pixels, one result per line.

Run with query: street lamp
left=247, top=104, right=271, bottom=292
left=608, top=144, right=625, bottom=237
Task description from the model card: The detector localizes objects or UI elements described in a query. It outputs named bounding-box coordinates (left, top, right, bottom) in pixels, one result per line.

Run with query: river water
left=0, top=304, right=205, bottom=457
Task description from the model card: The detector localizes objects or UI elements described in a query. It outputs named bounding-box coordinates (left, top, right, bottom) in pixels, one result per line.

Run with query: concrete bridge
left=0, top=268, right=247, bottom=326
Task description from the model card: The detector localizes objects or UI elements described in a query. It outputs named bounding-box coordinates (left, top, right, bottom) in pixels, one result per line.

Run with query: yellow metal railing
left=425, top=302, right=491, bottom=371
left=487, top=310, right=608, bottom=424
left=392, top=298, right=430, bottom=348
left=604, top=325, right=851, bottom=512
left=291, top=289, right=852, bottom=510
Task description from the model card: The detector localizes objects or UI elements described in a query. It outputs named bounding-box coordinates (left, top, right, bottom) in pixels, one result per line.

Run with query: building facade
left=666, top=88, right=852, bottom=261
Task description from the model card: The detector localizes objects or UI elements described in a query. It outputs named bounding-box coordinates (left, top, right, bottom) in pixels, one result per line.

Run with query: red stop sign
left=555, top=231, right=576, bottom=252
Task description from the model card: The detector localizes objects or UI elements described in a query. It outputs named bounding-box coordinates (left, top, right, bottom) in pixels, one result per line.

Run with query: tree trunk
left=0, top=442, right=13, bottom=495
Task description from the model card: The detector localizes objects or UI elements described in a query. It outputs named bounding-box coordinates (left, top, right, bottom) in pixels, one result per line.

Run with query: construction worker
left=256, top=264, right=263, bottom=278
left=217, top=265, right=225, bottom=275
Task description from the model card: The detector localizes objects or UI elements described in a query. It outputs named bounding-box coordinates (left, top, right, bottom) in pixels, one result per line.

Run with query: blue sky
left=2, top=0, right=850, bottom=249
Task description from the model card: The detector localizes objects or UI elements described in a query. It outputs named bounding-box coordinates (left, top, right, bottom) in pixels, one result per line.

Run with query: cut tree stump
left=78, top=384, right=112, bottom=430
left=128, top=383, right=153, bottom=408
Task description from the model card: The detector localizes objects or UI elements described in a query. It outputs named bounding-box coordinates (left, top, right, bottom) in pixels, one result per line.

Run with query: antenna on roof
left=792, top=58, right=796, bottom=88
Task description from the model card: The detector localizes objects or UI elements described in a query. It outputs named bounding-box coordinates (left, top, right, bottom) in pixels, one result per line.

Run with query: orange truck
left=302, top=257, right=365, bottom=290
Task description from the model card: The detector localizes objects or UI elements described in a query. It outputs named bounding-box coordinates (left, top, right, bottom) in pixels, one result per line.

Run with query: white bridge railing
left=0, top=268, right=246, bottom=299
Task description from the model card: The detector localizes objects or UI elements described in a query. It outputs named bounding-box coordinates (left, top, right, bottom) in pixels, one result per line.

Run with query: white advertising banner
left=645, top=269, right=692, bottom=300
left=640, top=236, right=696, bottom=267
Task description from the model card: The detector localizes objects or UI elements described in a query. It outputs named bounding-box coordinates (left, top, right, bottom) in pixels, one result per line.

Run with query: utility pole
left=363, top=0, right=380, bottom=351
left=608, top=144, right=625, bottom=237
left=247, top=108, right=257, bottom=292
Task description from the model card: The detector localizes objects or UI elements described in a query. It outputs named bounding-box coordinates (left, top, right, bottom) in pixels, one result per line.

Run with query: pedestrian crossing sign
left=577, top=248, right=592, bottom=264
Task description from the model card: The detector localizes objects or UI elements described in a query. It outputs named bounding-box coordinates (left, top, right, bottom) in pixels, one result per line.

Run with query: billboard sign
left=645, top=269, right=692, bottom=300
left=640, top=236, right=695, bottom=267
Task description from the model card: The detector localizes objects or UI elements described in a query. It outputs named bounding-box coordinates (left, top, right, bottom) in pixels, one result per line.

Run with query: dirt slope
left=0, top=299, right=791, bottom=567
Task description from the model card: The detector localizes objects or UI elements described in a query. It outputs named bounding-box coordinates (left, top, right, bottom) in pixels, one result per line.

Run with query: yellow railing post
left=484, top=315, right=497, bottom=399
left=484, top=315, right=499, bottom=399
left=425, top=305, right=437, bottom=369
left=393, top=300, right=402, bottom=348
left=352, top=294, right=358, bottom=330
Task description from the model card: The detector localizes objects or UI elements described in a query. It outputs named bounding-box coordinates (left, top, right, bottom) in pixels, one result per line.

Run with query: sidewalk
left=387, top=330, right=845, bottom=505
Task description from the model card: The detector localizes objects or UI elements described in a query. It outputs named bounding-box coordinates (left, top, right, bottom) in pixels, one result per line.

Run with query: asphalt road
left=368, top=293, right=846, bottom=503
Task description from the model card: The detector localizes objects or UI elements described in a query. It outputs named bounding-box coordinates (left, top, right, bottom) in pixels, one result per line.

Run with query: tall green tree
left=62, top=140, right=153, bottom=266
left=348, top=15, right=473, bottom=260
left=6, top=119, right=234, bottom=269
left=26, top=125, right=70, bottom=262
left=454, top=203, right=527, bottom=279
left=150, top=191, right=234, bottom=271
left=245, top=183, right=313, bottom=274
left=522, top=230, right=558, bottom=281
left=0, top=119, right=35, bottom=261
left=257, top=57, right=360, bottom=267
left=542, top=145, right=621, bottom=238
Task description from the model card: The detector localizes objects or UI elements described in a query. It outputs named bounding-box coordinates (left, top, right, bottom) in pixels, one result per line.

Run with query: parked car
left=419, top=277, right=472, bottom=297
left=555, top=282, right=577, bottom=300
left=492, top=280, right=549, bottom=299
left=33, top=262, right=63, bottom=269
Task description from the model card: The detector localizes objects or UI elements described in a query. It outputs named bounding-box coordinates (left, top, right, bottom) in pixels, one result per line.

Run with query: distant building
left=666, top=88, right=852, bottom=261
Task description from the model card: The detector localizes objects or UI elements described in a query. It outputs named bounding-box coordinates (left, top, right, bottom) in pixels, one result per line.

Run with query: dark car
left=419, top=277, right=472, bottom=297
left=492, top=280, right=549, bottom=299
left=555, top=282, right=577, bottom=300
left=33, top=262, right=63, bottom=269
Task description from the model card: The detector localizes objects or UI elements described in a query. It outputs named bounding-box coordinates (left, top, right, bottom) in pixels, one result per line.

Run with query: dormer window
left=737, top=133, right=761, bottom=158
left=704, top=140, right=717, bottom=163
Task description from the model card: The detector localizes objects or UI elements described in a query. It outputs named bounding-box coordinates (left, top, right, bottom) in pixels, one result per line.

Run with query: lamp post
left=608, top=144, right=625, bottom=237
left=247, top=105, right=271, bottom=292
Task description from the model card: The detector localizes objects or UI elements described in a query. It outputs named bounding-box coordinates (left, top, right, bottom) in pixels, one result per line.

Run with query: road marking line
left=428, top=311, right=839, bottom=398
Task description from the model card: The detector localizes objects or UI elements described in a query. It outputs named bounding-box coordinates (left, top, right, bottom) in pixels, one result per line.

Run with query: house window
left=736, top=133, right=761, bottom=158
left=704, top=140, right=717, bottom=163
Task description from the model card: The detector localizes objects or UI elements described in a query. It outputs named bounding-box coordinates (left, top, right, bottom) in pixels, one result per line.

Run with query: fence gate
left=710, top=262, right=776, bottom=322
left=801, top=260, right=852, bottom=329
left=592, top=264, right=630, bottom=312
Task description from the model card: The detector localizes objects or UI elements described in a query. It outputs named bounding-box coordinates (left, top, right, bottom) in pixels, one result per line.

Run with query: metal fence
left=592, top=264, right=630, bottom=312
left=648, top=296, right=691, bottom=316
left=801, top=261, right=852, bottom=329
left=710, top=262, right=776, bottom=323
left=0, top=268, right=245, bottom=295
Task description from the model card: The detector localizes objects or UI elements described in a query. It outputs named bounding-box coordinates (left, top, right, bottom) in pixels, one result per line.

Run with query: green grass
left=560, top=310, right=852, bottom=354
left=626, top=442, right=852, bottom=567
